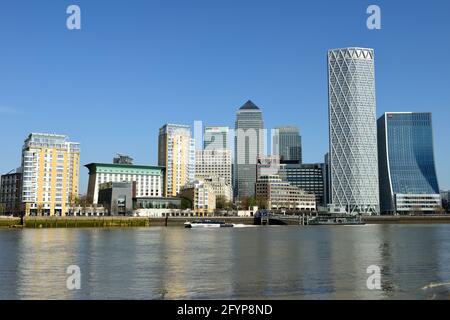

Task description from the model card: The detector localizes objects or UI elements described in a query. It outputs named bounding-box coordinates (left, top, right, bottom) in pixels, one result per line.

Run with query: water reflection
left=1, top=225, right=450, bottom=299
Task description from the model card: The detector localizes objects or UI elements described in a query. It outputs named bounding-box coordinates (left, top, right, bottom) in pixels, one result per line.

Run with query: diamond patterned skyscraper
left=327, top=48, right=379, bottom=214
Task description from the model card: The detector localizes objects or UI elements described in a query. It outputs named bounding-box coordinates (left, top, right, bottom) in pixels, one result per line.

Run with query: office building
left=0, top=169, right=22, bottom=216
left=158, top=124, right=195, bottom=197
left=255, top=175, right=316, bottom=211
left=234, top=100, right=265, bottom=199
left=85, top=163, right=164, bottom=204
left=280, top=162, right=326, bottom=206
left=324, top=153, right=331, bottom=205
left=378, top=112, right=441, bottom=214
left=201, top=176, right=233, bottom=203
left=21, top=133, right=80, bottom=216
left=327, top=47, right=379, bottom=214
left=204, top=126, right=229, bottom=150
left=273, top=126, right=302, bottom=163
left=195, top=149, right=232, bottom=187
left=256, top=155, right=284, bottom=179
left=97, top=182, right=133, bottom=216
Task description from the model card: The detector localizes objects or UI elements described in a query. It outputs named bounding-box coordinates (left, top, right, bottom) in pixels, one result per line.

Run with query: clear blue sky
left=0, top=0, right=449, bottom=193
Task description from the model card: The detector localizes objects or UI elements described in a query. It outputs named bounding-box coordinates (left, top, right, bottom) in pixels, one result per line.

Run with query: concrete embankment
left=1, top=215, right=450, bottom=229
left=0, top=216, right=255, bottom=228
left=362, top=215, right=450, bottom=224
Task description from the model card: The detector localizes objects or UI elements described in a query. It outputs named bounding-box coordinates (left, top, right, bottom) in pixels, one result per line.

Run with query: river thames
left=1, top=224, right=450, bottom=299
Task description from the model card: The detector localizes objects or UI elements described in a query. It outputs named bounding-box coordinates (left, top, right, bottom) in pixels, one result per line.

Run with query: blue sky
left=0, top=0, right=449, bottom=192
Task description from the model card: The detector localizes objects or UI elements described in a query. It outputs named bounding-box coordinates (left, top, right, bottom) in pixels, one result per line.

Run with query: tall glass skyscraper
left=378, top=112, right=441, bottom=214
left=234, top=100, right=264, bottom=199
left=273, top=126, right=302, bottom=163
left=327, top=48, right=379, bottom=214
left=204, top=126, right=229, bottom=150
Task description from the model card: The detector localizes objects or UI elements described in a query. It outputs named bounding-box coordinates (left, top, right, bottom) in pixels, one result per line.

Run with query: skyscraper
left=273, top=126, right=302, bottom=163
left=327, top=48, right=379, bottom=214
left=204, top=126, right=229, bottom=150
left=158, top=124, right=195, bottom=197
left=378, top=112, right=441, bottom=214
left=21, top=133, right=80, bottom=216
left=234, top=100, right=265, bottom=199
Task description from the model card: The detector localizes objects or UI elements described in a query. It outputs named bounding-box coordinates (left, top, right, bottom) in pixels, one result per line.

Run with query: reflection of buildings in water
left=229, top=229, right=272, bottom=298
left=157, top=228, right=236, bottom=299
left=86, top=229, right=146, bottom=299
left=0, top=231, right=21, bottom=299
left=327, top=225, right=387, bottom=299
left=354, top=225, right=445, bottom=299
left=17, top=229, right=77, bottom=299
left=156, top=229, right=190, bottom=299
left=295, top=229, right=335, bottom=299
left=432, top=225, right=450, bottom=299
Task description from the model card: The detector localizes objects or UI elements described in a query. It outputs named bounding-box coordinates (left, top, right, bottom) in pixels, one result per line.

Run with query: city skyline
left=1, top=0, right=449, bottom=193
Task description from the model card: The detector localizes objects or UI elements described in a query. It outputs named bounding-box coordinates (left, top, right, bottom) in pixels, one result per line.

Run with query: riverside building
left=255, top=175, right=316, bottom=211
left=377, top=112, right=441, bottom=214
left=158, top=124, right=195, bottom=197
left=327, top=47, right=379, bottom=214
left=0, top=169, right=22, bottom=216
left=85, top=162, right=164, bottom=204
left=21, top=133, right=80, bottom=216
left=179, top=180, right=216, bottom=216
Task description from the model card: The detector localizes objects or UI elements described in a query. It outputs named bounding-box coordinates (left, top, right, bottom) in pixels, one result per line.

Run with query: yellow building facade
left=158, top=124, right=195, bottom=197
left=21, top=133, right=80, bottom=216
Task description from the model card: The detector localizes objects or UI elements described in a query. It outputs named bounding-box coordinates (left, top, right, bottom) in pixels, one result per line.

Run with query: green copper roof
left=85, top=163, right=165, bottom=175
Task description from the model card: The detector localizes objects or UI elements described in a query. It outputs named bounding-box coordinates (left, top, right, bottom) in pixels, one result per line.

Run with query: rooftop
left=239, top=100, right=260, bottom=110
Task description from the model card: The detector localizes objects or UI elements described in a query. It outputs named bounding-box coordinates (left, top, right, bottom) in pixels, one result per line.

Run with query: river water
left=1, top=224, right=450, bottom=299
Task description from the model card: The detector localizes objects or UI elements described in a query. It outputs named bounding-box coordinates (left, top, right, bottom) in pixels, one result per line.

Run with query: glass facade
left=273, top=126, right=302, bottom=163
left=280, top=162, right=326, bottom=206
left=234, top=100, right=264, bottom=199
left=378, top=112, right=441, bottom=213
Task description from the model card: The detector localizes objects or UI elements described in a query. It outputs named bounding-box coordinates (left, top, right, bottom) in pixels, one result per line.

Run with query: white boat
left=184, top=220, right=234, bottom=228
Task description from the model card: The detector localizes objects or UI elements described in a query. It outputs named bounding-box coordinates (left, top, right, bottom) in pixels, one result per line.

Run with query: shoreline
left=1, top=215, right=450, bottom=228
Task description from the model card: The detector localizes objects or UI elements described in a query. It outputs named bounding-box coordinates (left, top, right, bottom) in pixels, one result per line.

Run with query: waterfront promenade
left=1, top=215, right=450, bottom=228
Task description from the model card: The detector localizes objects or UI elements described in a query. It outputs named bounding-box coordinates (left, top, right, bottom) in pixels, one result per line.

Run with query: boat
left=307, top=215, right=365, bottom=226
left=184, top=219, right=234, bottom=228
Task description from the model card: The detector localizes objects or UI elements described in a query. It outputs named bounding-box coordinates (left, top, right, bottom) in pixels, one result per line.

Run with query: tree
left=216, top=196, right=232, bottom=210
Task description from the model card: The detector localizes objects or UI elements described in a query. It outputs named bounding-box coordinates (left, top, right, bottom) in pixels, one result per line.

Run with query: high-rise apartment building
left=273, top=126, right=302, bottom=163
left=158, top=124, right=195, bottom=197
left=204, top=126, right=229, bottom=150
left=378, top=112, right=441, bottom=214
left=234, top=100, right=265, bottom=199
left=328, top=47, right=379, bottom=214
left=21, top=133, right=80, bottom=216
